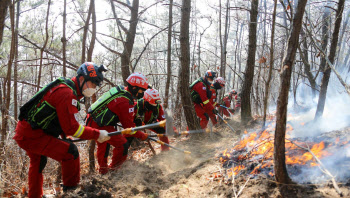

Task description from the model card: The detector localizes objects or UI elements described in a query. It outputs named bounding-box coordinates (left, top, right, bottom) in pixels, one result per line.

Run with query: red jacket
left=105, top=87, right=146, bottom=139
left=14, top=77, right=100, bottom=141
left=209, top=86, right=220, bottom=107
left=191, top=80, right=214, bottom=113
left=144, top=104, right=165, bottom=123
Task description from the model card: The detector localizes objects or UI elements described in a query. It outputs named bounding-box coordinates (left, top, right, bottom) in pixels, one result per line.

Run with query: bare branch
left=112, top=0, right=132, bottom=10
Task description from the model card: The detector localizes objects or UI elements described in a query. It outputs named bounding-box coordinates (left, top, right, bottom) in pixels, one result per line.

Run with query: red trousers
left=96, top=135, right=129, bottom=174
left=194, top=103, right=217, bottom=129
left=86, top=120, right=130, bottom=174
left=14, top=121, right=80, bottom=198
left=220, top=99, right=231, bottom=117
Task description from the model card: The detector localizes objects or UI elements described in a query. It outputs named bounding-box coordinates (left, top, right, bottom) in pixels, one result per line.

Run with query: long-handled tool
left=71, top=120, right=167, bottom=142
left=216, top=113, right=236, bottom=132
left=148, top=137, right=191, bottom=154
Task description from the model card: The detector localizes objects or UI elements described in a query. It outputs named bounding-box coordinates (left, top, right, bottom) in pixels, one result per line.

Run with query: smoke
left=286, top=71, right=350, bottom=138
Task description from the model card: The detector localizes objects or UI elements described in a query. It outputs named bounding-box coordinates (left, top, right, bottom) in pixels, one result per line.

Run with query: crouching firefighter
left=13, top=62, right=111, bottom=198
left=134, top=88, right=169, bottom=151
left=190, top=70, right=218, bottom=129
left=86, top=73, right=149, bottom=175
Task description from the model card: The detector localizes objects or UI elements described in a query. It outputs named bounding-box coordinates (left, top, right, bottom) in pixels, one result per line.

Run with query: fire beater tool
left=147, top=137, right=191, bottom=154
left=71, top=120, right=168, bottom=142
left=72, top=109, right=174, bottom=143
left=216, top=113, right=236, bottom=132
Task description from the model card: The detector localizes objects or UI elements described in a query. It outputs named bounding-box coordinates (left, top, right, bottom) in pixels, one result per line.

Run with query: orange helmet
left=126, top=73, right=148, bottom=90
left=144, top=89, right=161, bottom=105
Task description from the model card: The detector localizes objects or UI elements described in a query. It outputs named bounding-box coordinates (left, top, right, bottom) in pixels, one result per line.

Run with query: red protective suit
left=13, top=77, right=101, bottom=198
left=220, top=95, right=233, bottom=117
left=191, top=78, right=217, bottom=129
left=134, top=100, right=169, bottom=151
left=86, top=86, right=148, bottom=174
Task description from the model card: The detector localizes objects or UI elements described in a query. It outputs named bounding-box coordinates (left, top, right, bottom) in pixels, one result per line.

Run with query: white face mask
left=82, top=88, right=96, bottom=97
left=208, top=80, right=213, bottom=84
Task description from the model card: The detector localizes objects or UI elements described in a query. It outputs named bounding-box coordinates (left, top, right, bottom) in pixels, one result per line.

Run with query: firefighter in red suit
left=86, top=73, right=149, bottom=174
left=134, top=88, right=169, bottom=151
left=13, top=62, right=111, bottom=198
left=190, top=70, right=218, bottom=129
left=220, top=90, right=236, bottom=117
left=209, top=77, right=226, bottom=108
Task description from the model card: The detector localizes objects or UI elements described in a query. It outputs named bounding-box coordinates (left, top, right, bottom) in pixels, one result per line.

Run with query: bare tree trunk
left=315, top=0, right=345, bottom=119
left=164, top=0, right=173, bottom=109
left=62, top=0, right=67, bottom=77
left=82, top=0, right=93, bottom=63
left=13, top=0, right=19, bottom=120
left=1, top=0, right=15, bottom=164
left=0, top=0, right=10, bottom=47
left=179, top=0, right=200, bottom=130
left=87, top=0, right=96, bottom=62
left=87, top=0, right=97, bottom=173
left=262, top=0, right=277, bottom=127
left=219, top=0, right=230, bottom=105
left=241, top=0, right=259, bottom=124
left=274, top=0, right=307, bottom=184
left=37, top=0, right=51, bottom=91
left=120, top=0, right=139, bottom=83
left=299, top=29, right=316, bottom=97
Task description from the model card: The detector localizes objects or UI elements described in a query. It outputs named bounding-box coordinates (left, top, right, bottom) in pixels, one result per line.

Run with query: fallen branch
left=287, top=139, right=343, bottom=197
left=236, top=176, right=251, bottom=198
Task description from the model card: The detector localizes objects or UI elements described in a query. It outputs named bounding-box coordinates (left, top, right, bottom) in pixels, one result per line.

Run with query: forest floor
left=43, top=116, right=350, bottom=198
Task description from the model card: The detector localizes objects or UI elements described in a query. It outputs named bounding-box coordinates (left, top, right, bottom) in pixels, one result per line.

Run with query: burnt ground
left=56, top=119, right=350, bottom=198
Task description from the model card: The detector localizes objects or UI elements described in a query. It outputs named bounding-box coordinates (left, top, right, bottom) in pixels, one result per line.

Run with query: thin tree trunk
left=120, top=0, right=139, bottom=83
left=13, top=0, right=19, bottom=120
left=0, top=0, right=10, bottom=47
left=37, top=0, right=51, bottom=91
left=315, top=0, right=345, bottom=119
left=241, top=0, right=259, bottom=124
left=262, top=0, right=277, bottom=127
left=164, top=0, right=173, bottom=109
left=274, top=0, right=307, bottom=184
left=179, top=0, right=200, bottom=130
left=1, top=0, right=15, bottom=164
left=62, top=0, right=67, bottom=77
left=82, top=0, right=92, bottom=63
left=87, top=0, right=97, bottom=173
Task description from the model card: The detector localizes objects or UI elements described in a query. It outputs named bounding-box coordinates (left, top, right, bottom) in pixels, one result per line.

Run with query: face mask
left=214, top=82, right=222, bottom=89
left=82, top=88, right=96, bottom=97
left=136, top=92, right=144, bottom=99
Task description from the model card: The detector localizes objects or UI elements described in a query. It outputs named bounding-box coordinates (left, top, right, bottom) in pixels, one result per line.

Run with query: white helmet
left=144, top=89, right=161, bottom=105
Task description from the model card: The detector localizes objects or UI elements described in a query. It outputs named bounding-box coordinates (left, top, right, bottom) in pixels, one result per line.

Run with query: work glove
left=140, top=132, right=148, bottom=141
left=97, top=130, right=110, bottom=143
left=212, top=109, right=218, bottom=115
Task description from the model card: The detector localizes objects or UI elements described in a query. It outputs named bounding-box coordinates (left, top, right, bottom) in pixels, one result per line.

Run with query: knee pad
left=68, top=143, right=79, bottom=160
left=39, top=155, right=47, bottom=173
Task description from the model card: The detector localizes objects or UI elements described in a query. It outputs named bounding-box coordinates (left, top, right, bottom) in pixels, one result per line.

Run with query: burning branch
left=287, top=139, right=343, bottom=197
